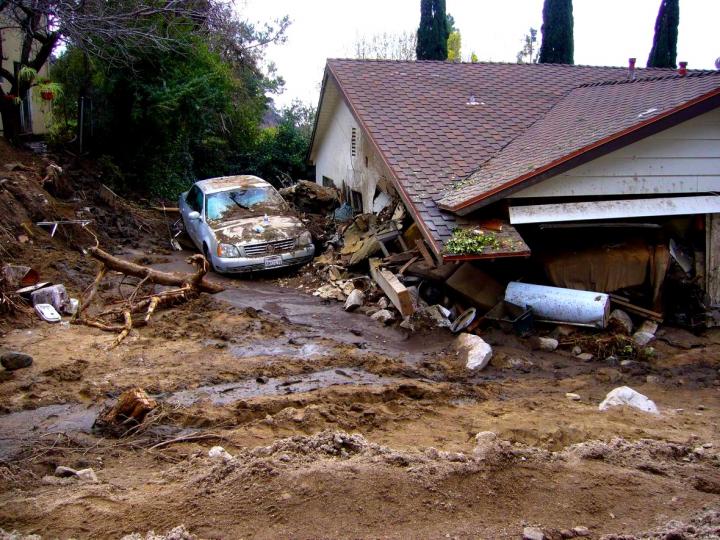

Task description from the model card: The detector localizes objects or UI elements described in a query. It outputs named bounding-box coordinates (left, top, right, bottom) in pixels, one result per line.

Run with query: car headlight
left=298, top=231, right=313, bottom=246
left=217, top=243, right=240, bottom=258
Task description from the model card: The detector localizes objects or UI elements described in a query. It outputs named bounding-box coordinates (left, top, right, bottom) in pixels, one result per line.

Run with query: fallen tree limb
left=86, top=247, right=223, bottom=294
left=148, top=433, right=226, bottom=451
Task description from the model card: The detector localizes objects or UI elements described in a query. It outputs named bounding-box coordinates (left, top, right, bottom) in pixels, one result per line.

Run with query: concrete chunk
left=454, top=333, right=493, bottom=371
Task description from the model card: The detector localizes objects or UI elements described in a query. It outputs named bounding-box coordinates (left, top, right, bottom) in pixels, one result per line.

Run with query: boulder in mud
left=529, top=336, right=558, bottom=352
left=208, top=446, right=234, bottom=462
left=608, top=309, right=633, bottom=335
left=370, top=309, right=395, bottom=325
left=344, top=289, right=365, bottom=312
left=599, top=386, right=658, bottom=414
left=454, top=333, right=493, bottom=371
left=1, top=351, right=33, bottom=371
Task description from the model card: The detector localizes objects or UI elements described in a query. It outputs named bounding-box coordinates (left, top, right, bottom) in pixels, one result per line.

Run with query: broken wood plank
left=609, top=295, right=664, bottom=323
left=415, top=239, right=436, bottom=267
left=369, top=258, right=414, bottom=317
left=398, top=256, right=419, bottom=277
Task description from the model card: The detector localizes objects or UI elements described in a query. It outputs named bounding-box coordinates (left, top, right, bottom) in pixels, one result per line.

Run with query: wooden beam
left=609, top=295, right=663, bottom=323
left=707, top=213, right=720, bottom=307
left=369, top=258, right=414, bottom=317
left=415, top=239, right=436, bottom=267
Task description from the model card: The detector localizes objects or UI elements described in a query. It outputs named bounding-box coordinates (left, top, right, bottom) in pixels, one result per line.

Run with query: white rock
left=377, top=297, right=390, bottom=310
left=576, top=352, right=594, bottom=362
left=598, top=386, right=659, bottom=414
left=572, top=526, right=590, bottom=537
left=370, top=309, right=394, bottom=325
left=632, top=331, right=655, bottom=347
left=473, top=431, right=499, bottom=458
left=571, top=346, right=582, bottom=356
left=75, top=468, right=99, bottom=483
left=522, top=526, right=545, bottom=540
left=637, top=320, right=658, bottom=335
left=208, top=446, right=233, bottom=462
left=454, top=333, right=493, bottom=371
left=608, top=309, right=633, bottom=334
left=55, top=465, right=78, bottom=477
left=565, top=393, right=581, bottom=401
left=531, top=336, right=558, bottom=352
left=344, top=289, right=365, bottom=312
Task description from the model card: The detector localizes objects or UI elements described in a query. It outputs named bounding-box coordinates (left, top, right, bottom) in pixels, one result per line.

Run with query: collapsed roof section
left=311, top=59, right=718, bottom=260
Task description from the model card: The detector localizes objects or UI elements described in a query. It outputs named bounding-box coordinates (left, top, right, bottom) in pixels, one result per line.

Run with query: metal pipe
left=505, top=282, right=610, bottom=328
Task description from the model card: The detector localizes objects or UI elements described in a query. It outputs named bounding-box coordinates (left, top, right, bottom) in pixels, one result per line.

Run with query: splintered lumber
left=95, top=388, right=157, bottom=436
left=369, top=258, right=414, bottom=317
left=86, top=247, right=223, bottom=294
left=609, top=295, right=664, bottom=323
left=415, top=239, right=436, bottom=267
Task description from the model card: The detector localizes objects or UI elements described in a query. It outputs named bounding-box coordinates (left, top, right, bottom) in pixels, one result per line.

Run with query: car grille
left=243, top=238, right=297, bottom=258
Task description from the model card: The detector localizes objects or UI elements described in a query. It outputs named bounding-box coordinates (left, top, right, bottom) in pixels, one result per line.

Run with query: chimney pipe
left=678, top=61, right=688, bottom=76
left=628, top=58, right=636, bottom=80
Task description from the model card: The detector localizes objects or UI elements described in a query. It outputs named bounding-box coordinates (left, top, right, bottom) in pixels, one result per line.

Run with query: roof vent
left=715, top=57, right=720, bottom=70
left=628, top=58, right=636, bottom=80
left=467, top=94, right=479, bottom=106
left=678, top=61, right=688, bottom=76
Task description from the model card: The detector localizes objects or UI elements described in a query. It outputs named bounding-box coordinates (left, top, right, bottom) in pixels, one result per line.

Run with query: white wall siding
left=509, top=107, right=720, bottom=199
left=313, top=80, right=395, bottom=213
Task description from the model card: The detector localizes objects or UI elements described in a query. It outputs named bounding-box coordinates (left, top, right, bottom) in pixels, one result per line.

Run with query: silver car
left=178, top=175, right=315, bottom=273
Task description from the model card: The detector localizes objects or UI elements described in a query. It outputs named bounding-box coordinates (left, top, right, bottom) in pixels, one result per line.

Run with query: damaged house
left=308, top=59, right=720, bottom=327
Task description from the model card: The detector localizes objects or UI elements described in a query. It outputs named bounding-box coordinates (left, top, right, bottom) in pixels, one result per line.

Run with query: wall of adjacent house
left=312, top=81, right=396, bottom=213
left=0, top=21, right=52, bottom=136
left=508, top=107, right=720, bottom=199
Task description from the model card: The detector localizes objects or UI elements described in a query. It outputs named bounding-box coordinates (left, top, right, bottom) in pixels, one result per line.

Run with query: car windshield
left=205, top=187, right=286, bottom=224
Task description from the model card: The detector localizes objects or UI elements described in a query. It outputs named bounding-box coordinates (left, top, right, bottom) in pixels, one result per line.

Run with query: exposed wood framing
left=369, top=258, right=414, bottom=317
left=707, top=213, right=720, bottom=307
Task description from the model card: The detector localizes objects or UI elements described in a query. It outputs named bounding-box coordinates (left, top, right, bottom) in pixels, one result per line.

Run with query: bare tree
left=352, top=31, right=417, bottom=61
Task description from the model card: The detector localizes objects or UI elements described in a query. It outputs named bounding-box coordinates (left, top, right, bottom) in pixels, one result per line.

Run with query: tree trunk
left=0, top=101, right=22, bottom=144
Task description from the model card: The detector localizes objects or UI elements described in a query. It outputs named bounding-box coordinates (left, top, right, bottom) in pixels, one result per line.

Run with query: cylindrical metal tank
left=505, top=282, right=610, bottom=328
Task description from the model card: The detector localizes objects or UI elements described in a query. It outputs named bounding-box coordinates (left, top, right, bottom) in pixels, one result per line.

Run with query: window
left=351, top=127, right=357, bottom=157
left=186, top=185, right=204, bottom=213
left=322, top=176, right=335, bottom=188
left=205, top=187, right=285, bottom=224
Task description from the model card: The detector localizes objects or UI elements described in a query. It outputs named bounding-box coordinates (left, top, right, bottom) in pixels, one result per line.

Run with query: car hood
left=212, top=215, right=307, bottom=245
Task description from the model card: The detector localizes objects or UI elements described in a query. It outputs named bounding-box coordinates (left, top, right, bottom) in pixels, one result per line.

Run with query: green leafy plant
left=18, top=66, right=38, bottom=83
left=444, top=228, right=500, bottom=255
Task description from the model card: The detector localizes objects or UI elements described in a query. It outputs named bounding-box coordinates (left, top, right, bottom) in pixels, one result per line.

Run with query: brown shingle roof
left=439, top=71, right=720, bottom=212
left=323, top=59, right=698, bottom=254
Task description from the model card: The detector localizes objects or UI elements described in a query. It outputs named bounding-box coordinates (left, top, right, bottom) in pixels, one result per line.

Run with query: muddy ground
left=1, top=250, right=720, bottom=539
left=1, top=141, right=720, bottom=539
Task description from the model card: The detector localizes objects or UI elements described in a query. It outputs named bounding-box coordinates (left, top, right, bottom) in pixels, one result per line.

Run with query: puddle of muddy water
left=146, top=251, right=454, bottom=363
left=163, top=367, right=400, bottom=406
left=0, top=403, right=97, bottom=461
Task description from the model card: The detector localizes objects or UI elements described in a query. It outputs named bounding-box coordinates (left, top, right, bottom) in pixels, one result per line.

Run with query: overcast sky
left=239, top=0, right=720, bottom=108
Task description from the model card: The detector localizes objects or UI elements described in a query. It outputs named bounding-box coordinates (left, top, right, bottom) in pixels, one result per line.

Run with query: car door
left=182, top=185, right=205, bottom=250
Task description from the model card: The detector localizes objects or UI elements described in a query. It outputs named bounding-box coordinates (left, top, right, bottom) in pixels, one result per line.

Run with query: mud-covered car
left=179, top=175, right=315, bottom=273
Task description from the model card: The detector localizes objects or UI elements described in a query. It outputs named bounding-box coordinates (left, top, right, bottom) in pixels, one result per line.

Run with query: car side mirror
left=188, top=211, right=201, bottom=220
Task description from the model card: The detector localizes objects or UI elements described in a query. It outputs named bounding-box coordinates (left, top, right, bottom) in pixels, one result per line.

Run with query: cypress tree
left=647, top=0, right=679, bottom=68
left=538, top=0, right=574, bottom=64
left=416, top=0, right=449, bottom=60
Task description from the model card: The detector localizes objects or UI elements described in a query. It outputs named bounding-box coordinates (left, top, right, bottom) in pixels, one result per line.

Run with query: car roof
left=195, top=175, right=272, bottom=194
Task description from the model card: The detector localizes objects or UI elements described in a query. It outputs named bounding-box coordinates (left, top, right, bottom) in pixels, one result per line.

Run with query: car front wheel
left=203, top=244, right=216, bottom=273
